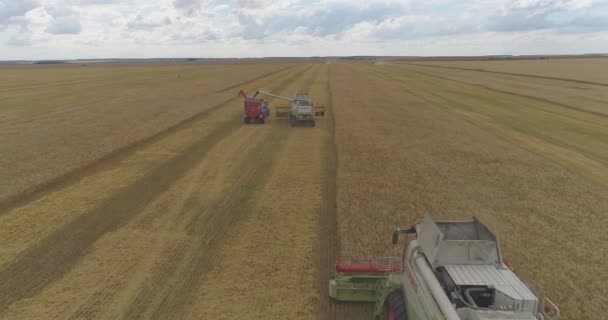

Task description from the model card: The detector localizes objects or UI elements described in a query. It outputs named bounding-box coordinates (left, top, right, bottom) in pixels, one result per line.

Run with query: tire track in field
left=401, top=62, right=608, bottom=87
left=66, top=252, right=145, bottom=320
left=316, top=63, right=341, bottom=320
left=317, top=65, right=374, bottom=320
left=0, top=65, right=312, bottom=313
left=127, top=64, right=312, bottom=234
left=215, top=64, right=296, bottom=93
left=122, top=65, right=322, bottom=320
left=74, top=65, right=316, bottom=320
left=0, top=118, right=237, bottom=311
left=127, top=136, right=287, bottom=320
left=0, top=64, right=301, bottom=213
left=371, top=65, right=608, bottom=169
left=144, top=65, right=321, bottom=318
left=384, top=64, right=608, bottom=136
left=392, top=64, right=608, bottom=120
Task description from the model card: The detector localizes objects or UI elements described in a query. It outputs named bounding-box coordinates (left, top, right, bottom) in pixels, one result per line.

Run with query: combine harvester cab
left=239, top=89, right=269, bottom=124
left=329, top=215, right=560, bottom=320
left=288, top=93, right=324, bottom=127
left=254, top=90, right=324, bottom=127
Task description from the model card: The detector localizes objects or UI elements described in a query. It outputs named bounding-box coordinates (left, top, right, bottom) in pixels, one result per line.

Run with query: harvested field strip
left=177, top=66, right=323, bottom=320
left=316, top=63, right=340, bottom=320
left=404, top=60, right=608, bottom=86
left=0, top=64, right=313, bottom=315
left=3, top=126, right=269, bottom=320
left=369, top=64, right=608, bottom=187
left=122, top=130, right=290, bottom=320
left=0, top=113, right=240, bottom=309
left=0, top=63, right=303, bottom=211
left=0, top=65, right=289, bottom=114
left=112, top=65, right=318, bottom=320
left=121, top=67, right=320, bottom=320
left=0, top=64, right=289, bottom=95
left=317, top=66, right=374, bottom=320
left=393, top=63, right=608, bottom=118
left=215, top=64, right=296, bottom=93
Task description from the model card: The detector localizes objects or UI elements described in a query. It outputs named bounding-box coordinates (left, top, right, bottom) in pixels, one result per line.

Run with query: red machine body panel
left=239, top=89, right=268, bottom=123
left=244, top=99, right=264, bottom=119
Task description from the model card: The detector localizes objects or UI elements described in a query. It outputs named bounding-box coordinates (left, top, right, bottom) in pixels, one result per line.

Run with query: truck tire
left=260, top=117, right=265, bottom=124
left=243, top=117, right=250, bottom=124
left=385, top=291, right=407, bottom=320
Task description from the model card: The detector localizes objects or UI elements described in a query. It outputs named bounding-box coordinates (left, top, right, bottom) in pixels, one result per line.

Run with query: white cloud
left=127, top=14, right=171, bottom=30
left=44, top=2, right=82, bottom=34
left=0, top=0, right=607, bottom=59
left=0, top=0, right=39, bottom=27
left=173, top=0, right=211, bottom=15
left=5, top=34, right=31, bottom=46
left=47, top=16, right=81, bottom=34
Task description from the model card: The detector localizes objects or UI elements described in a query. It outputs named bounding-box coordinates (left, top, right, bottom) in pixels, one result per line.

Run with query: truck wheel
left=260, top=117, right=265, bottom=124
left=311, top=120, right=316, bottom=127
left=385, top=291, right=407, bottom=320
left=243, top=117, right=250, bottom=124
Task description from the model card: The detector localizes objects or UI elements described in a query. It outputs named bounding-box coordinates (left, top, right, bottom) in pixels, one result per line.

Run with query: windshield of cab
left=295, top=99, right=312, bottom=106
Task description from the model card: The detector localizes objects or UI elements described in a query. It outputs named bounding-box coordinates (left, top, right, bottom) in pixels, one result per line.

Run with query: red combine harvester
left=239, top=89, right=269, bottom=124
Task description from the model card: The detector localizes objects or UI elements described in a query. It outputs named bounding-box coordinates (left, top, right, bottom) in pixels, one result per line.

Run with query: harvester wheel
left=385, top=291, right=407, bottom=320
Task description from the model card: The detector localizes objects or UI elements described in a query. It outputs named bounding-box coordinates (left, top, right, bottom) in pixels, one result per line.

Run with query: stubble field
left=0, top=58, right=606, bottom=320
left=0, top=62, right=292, bottom=207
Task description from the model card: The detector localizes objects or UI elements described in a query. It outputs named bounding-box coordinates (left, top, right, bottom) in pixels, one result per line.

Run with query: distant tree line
left=35, top=60, right=68, bottom=64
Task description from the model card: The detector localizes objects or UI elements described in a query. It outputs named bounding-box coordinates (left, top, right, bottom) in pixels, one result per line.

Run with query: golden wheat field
left=411, top=58, right=608, bottom=84
left=0, top=59, right=606, bottom=320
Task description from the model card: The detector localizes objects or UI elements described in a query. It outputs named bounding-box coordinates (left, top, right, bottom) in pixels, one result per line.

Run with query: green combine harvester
left=329, top=215, right=560, bottom=320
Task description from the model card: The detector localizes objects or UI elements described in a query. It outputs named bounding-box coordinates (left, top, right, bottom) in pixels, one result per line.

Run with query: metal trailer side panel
left=404, top=240, right=460, bottom=320
left=418, top=215, right=501, bottom=268
left=445, top=265, right=538, bottom=314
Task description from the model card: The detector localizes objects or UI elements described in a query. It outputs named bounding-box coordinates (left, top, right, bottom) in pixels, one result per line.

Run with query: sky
left=1, top=0, right=608, bottom=60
